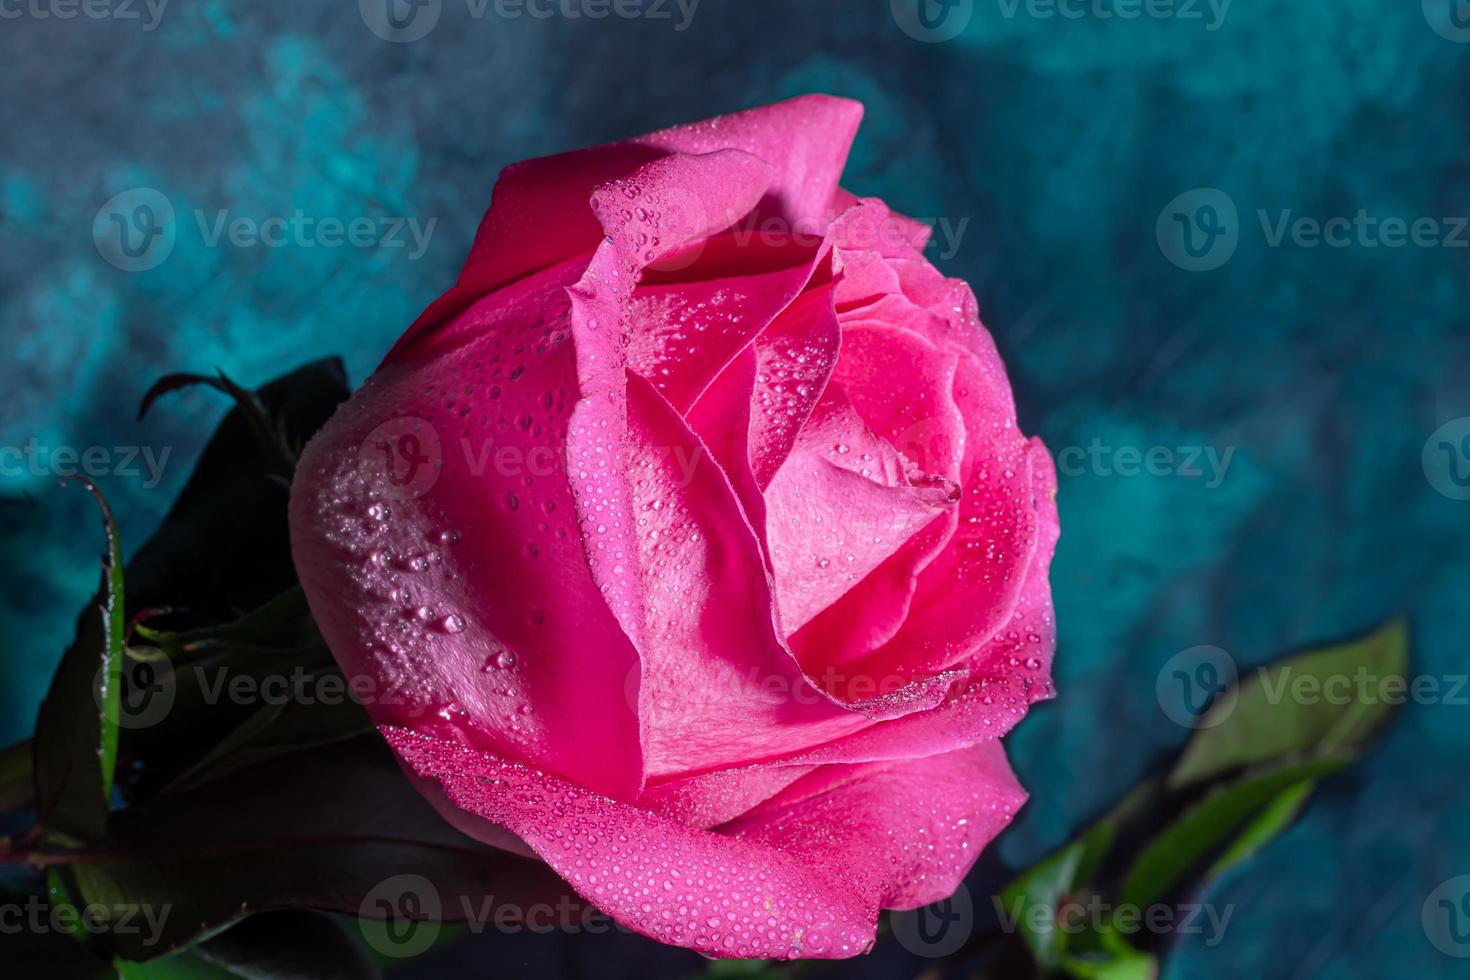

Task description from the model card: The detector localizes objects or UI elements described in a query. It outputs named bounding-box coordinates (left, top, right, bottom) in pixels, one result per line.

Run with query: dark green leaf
left=997, top=820, right=1115, bottom=966
left=0, top=879, right=113, bottom=978
left=1061, top=945, right=1158, bottom=980
left=53, top=736, right=571, bottom=960
left=704, top=960, right=787, bottom=977
left=1169, top=620, right=1407, bottom=789
left=137, top=371, right=297, bottom=478
left=1120, top=757, right=1349, bottom=909
left=32, top=481, right=126, bottom=844
left=0, top=738, right=35, bottom=813
left=115, top=952, right=244, bottom=980
left=182, top=910, right=381, bottom=979
left=124, top=359, right=348, bottom=629
left=133, top=587, right=324, bottom=667
left=1204, top=777, right=1314, bottom=879
left=160, top=677, right=373, bottom=795
left=116, top=361, right=349, bottom=804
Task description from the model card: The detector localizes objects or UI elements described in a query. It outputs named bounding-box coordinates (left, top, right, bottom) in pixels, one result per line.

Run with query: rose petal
left=785, top=323, right=968, bottom=672
left=763, top=384, right=954, bottom=636
left=384, top=726, right=1025, bottom=959
left=289, top=257, right=645, bottom=800
left=627, top=262, right=814, bottom=414
left=394, top=95, right=863, bottom=362
left=621, top=374, right=870, bottom=780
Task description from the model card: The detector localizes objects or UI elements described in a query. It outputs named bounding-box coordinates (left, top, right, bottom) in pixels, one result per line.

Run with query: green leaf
left=159, top=677, right=373, bottom=795
left=49, top=736, right=571, bottom=961
left=124, top=359, right=348, bottom=630
left=141, top=911, right=381, bottom=979
left=137, top=370, right=299, bottom=479
left=114, top=588, right=336, bottom=804
left=32, top=480, right=126, bottom=844
left=705, top=960, right=786, bottom=977
left=997, top=820, right=1115, bottom=966
left=115, top=952, right=244, bottom=980
left=0, top=738, right=35, bottom=813
left=1169, top=620, right=1408, bottom=789
left=117, top=360, right=349, bottom=804
left=1061, top=949, right=1158, bottom=980
left=1120, top=757, right=1349, bottom=909
left=1205, top=777, right=1314, bottom=879
left=0, top=879, right=113, bottom=977
left=133, top=587, right=324, bottom=666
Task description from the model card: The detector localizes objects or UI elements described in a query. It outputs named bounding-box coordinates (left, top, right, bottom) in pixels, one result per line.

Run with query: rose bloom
left=290, top=95, right=1058, bottom=960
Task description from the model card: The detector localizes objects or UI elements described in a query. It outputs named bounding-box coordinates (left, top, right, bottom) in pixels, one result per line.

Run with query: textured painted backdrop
left=3, top=1, right=1469, bottom=977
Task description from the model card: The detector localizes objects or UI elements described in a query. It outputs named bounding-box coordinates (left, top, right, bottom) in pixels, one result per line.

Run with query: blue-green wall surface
left=3, top=2, right=1468, bottom=977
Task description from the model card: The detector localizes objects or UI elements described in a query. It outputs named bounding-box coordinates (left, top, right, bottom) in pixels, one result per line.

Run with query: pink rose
left=289, top=95, right=1058, bottom=960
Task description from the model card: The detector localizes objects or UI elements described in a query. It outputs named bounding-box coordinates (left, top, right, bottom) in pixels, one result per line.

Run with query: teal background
left=3, top=1, right=1469, bottom=976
